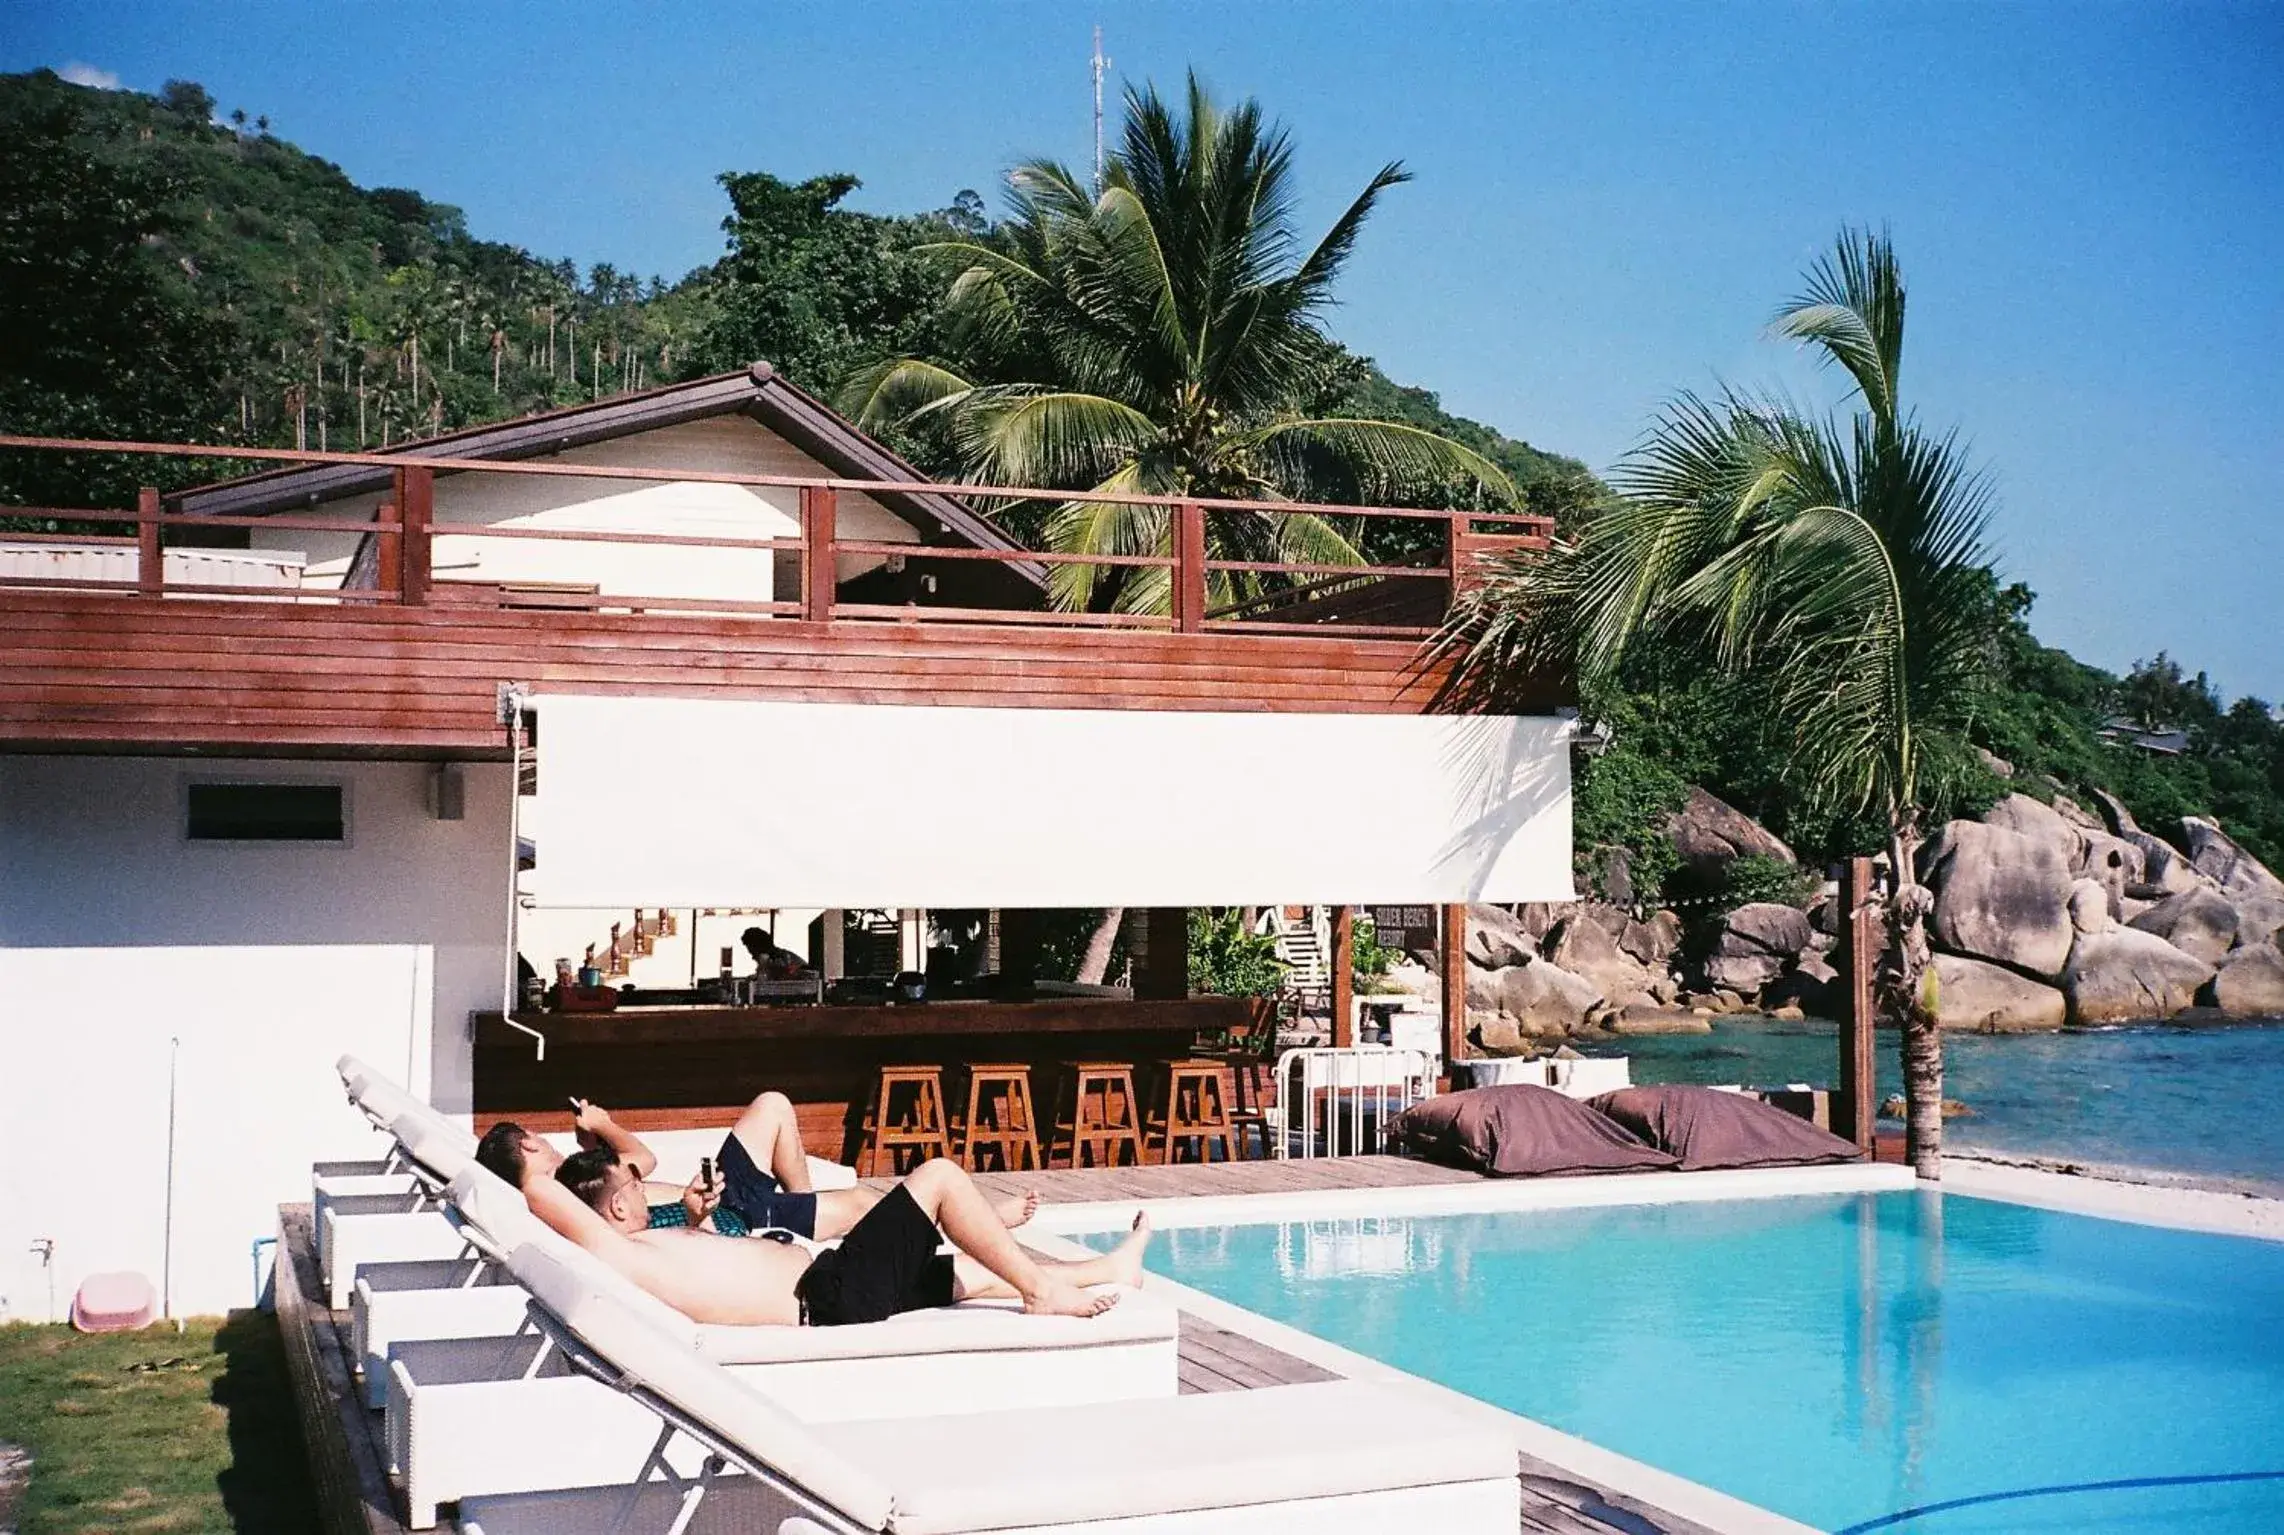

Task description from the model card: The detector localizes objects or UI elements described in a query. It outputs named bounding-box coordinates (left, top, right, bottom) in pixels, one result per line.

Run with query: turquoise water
left=1131, top=1194, right=2284, bottom=1533
left=1584, top=1019, right=2284, bottom=1193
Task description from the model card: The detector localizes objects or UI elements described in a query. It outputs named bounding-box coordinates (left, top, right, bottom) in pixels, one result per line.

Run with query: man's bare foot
left=994, top=1189, right=1041, bottom=1229
left=1023, top=1277, right=1120, bottom=1318
left=1103, top=1210, right=1152, bottom=1287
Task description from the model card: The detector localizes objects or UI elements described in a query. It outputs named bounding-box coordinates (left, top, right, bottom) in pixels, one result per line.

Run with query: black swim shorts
left=794, top=1184, right=954, bottom=1326
left=717, top=1131, right=820, bottom=1239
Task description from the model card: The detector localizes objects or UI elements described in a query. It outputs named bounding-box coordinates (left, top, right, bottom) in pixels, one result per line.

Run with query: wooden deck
left=276, top=1164, right=1723, bottom=1535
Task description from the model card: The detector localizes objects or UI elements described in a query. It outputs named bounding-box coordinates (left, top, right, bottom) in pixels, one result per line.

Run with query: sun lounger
left=321, top=1084, right=484, bottom=1307
left=454, top=1242, right=1521, bottom=1535
left=379, top=1168, right=1182, bottom=1526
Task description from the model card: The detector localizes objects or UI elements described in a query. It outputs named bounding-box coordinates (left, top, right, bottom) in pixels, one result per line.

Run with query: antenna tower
left=1091, top=25, right=1111, bottom=190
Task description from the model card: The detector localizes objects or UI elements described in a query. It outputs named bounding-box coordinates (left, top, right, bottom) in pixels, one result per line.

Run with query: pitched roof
left=174, top=362, right=1043, bottom=587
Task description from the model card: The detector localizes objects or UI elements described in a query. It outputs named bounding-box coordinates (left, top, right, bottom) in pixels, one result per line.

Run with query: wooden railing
left=0, top=435, right=1551, bottom=638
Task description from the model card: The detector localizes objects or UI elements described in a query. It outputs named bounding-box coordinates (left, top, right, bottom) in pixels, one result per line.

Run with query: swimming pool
left=1118, top=1191, right=2284, bottom=1533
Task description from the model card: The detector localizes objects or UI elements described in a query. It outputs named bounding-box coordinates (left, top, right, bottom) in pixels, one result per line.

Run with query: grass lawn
left=0, top=1311, right=318, bottom=1534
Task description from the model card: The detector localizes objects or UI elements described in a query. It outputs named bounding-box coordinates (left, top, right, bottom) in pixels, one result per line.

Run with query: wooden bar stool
left=959, top=1063, right=1041, bottom=1172
left=1052, top=1062, right=1143, bottom=1169
left=1147, top=1058, right=1237, bottom=1165
left=860, top=1064, right=953, bottom=1177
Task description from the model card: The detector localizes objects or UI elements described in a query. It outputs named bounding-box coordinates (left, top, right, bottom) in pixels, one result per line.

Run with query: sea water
left=1134, top=1193, right=2284, bottom=1533
left=1582, top=1018, right=2284, bottom=1193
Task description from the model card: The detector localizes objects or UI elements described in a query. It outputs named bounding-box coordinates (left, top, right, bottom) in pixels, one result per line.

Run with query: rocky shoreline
left=1421, top=785, right=2284, bottom=1049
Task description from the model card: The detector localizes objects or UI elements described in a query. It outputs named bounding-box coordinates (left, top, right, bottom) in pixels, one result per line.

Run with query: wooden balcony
left=0, top=437, right=1563, bottom=758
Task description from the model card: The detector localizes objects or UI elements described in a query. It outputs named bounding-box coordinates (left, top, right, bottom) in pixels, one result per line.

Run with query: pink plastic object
left=70, top=1271, right=157, bottom=1333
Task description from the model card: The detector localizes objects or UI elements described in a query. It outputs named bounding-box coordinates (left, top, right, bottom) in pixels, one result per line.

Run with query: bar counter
left=472, top=995, right=1254, bottom=1164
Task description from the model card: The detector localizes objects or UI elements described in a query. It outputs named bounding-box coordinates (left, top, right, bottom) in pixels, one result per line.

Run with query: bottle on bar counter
left=719, top=946, right=736, bottom=1003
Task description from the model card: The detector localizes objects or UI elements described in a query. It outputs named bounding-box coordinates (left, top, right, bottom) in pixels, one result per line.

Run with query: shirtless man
left=534, top=1150, right=1149, bottom=1327
left=476, top=1089, right=908, bottom=1241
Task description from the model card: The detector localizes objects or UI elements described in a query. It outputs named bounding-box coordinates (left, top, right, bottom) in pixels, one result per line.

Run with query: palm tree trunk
left=1075, top=907, right=1126, bottom=986
left=1887, top=819, right=1943, bottom=1180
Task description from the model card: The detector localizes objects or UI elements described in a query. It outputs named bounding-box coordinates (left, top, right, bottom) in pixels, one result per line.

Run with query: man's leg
left=898, top=1158, right=1145, bottom=1317
left=726, top=1089, right=884, bottom=1240
left=727, top=1091, right=814, bottom=1191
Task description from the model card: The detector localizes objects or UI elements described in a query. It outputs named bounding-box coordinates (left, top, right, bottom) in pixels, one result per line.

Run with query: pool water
left=1124, top=1193, right=2284, bottom=1533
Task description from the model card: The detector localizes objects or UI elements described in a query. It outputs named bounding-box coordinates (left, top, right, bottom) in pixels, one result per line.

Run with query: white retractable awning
left=518, top=693, right=1573, bottom=907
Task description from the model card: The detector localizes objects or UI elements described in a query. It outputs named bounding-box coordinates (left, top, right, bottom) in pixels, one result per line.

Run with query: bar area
left=478, top=905, right=1273, bottom=1168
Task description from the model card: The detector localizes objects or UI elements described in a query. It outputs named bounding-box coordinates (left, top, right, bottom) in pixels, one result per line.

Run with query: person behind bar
left=536, top=1149, right=1148, bottom=1326
left=476, top=1090, right=883, bottom=1241
left=741, top=925, right=808, bottom=979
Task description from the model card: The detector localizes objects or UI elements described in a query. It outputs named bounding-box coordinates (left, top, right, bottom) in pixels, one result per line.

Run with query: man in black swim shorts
left=540, top=1151, right=1148, bottom=1328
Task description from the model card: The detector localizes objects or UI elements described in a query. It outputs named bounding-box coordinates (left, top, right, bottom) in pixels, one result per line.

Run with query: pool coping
left=1939, top=1155, right=2284, bottom=1242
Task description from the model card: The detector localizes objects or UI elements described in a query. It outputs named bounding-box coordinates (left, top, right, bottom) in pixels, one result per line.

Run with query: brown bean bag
left=1589, top=1085, right=1866, bottom=1171
left=1389, top=1085, right=1680, bottom=1177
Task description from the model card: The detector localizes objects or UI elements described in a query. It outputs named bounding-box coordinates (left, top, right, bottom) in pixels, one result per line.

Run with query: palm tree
left=1435, top=228, right=1995, bottom=1179
left=843, top=76, right=1513, bottom=613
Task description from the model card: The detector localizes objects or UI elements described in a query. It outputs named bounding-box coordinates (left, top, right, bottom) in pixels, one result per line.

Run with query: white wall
left=0, top=755, right=512, bottom=1320
left=247, top=415, right=918, bottom=600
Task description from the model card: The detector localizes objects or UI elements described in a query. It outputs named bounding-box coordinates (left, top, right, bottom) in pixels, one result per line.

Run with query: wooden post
left=1840, top=856, right=1879, bottom=1150
left=1172, top=501, right=1206, bottom=633
left=801, top=484, right=837, bottom=623
left=1440, top=902, right=1469, bottom=1080
left=1330, top=905, right=1355, bottom=1049
left=1134, top=908, right=1189, bottom=1001
left=1444, top=511, right=1471, bottom=610
left=999, top=909, right=1042, bottom=989
left=396, top=466, right=433, bottom=605
left=135, top=487, right=162, bottom=595
left=374, top=500, right=400, bottom=599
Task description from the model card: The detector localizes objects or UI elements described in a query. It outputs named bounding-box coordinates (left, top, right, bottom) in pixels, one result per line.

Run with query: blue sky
left=12, top=2, right=2281, bottom=699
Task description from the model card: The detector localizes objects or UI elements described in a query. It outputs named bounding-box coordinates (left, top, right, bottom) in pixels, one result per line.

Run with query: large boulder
left=2066, top=879, right=2112, bottom=935
left=2090, top=787, right=2140, bottom=837
left=2208, top=944, right=2284, bottom=1019
left=2061, top=928, right=2217, bottom=1024
left=2232, top=894, right=2284, bottom=951
left=1467, top=956, right=1602, bottom=1048
left=1616, top=908, right=1683, bottom=968
left=1667, top=787, right=1795, bottom=877
left=1544, top=914, right=1655, bottom=1007
left=2127, top=887, right=2239, bottom=967
left=2124, top=831, right=2204, bottom=898
left=1465, top=905, right=1536, bottom=970
left=1922, top=819, right=2075, bottom=980
left=1702, top=902, right=1814, bottom=995
left=1766, top=954, right=1843, bottom=1018
left=1933, top=953, right=2068, bottom=1033
left=2073, top=831, right=2144, bottom=916
left=2182, top=817, right=2284, bottom=902
left=1983, top=794, right=2081, bottom=868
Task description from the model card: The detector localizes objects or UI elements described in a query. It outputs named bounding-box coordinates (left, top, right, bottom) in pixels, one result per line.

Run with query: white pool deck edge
left=1940, top=1155, right=2284, bottom=1242
left=1027, top=1158, right=2284, bottom=1535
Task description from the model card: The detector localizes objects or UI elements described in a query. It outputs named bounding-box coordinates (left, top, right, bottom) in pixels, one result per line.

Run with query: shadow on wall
left=1430, top=715, right=1576, bottom=901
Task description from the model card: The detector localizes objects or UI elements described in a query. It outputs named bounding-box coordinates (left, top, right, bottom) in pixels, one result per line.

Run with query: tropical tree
left=842, top=76, right=1514, bottom=613
left=1434, top=228, right=1997, bottom=1178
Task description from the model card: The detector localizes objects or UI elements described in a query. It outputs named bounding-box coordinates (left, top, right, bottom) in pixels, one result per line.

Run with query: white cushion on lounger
left=505, top=1242, right=895, bottom=1528
left=816, top=1381, right=1517, bottom=1535
left=394, top=1112, right=477, bottom=1183
left=694, top=1287, right=1175, bottom=1365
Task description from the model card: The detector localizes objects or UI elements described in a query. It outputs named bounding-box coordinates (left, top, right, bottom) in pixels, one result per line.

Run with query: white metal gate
left=1273, top=1046, right=1435, bottom=1159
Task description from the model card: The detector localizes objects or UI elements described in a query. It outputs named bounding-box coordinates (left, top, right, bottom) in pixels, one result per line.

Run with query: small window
left=185, top=782, right=347, bottom=843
